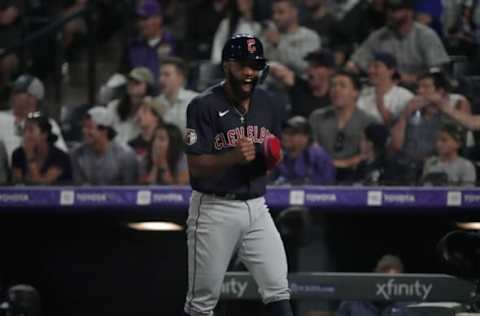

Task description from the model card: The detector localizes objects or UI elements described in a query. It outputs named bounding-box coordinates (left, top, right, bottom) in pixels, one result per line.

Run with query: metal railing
left=0, top=2, right=98, bottom=105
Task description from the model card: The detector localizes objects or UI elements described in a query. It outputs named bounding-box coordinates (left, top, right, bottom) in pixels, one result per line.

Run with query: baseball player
left=183, top=34, right=292, bottom=316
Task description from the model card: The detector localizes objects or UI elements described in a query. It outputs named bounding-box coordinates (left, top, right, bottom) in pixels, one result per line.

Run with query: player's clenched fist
left=234, top=136, right=256, bottom=163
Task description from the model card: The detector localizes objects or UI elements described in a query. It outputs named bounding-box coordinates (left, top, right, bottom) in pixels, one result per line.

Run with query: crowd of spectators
left=0, top=0, right=480, bottom=187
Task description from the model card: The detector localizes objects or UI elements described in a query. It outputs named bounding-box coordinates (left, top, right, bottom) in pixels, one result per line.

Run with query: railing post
left=54, top=30, right=64, bottom=108
left=86, top=2, right=97, bottom=105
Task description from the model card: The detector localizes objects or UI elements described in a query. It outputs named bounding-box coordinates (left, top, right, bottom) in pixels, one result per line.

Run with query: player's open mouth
left=241, top=78, right=253, bottom=91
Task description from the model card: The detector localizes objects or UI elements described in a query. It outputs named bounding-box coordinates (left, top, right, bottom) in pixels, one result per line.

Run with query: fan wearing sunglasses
left=309, top=70, right=375, bottom=182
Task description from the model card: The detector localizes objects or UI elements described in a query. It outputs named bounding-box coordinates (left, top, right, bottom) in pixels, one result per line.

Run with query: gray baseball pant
left=184, top=191, right=291, bottom=316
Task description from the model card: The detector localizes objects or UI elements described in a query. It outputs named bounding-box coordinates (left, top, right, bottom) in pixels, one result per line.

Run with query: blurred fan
left=437, top=230, right=480, bottom=279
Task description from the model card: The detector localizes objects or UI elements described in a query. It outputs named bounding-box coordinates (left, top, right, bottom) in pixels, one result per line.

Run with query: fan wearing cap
left=357, top=51, right=413, bottom=125
left=0, top=74, right=68, bottom=164
left=121, top=0, right=176, bottom=84
left=346, top=0, right=449, bottom=85
left=70, top=106, right=138, bottom=185
left=421, top=123, right=476, bottom=186
left=184, top=34, right=293, bottom=316
left=106, top=67, right=155, bottom=146
left=269, top=49, right=334, bottom=118
left=270, top=116, right=335, bottom=185
left=11, top=112, right=72, bottom=185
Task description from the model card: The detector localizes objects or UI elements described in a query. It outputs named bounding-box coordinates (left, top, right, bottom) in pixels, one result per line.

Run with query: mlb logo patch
left=185, top=129, right=197, bottom=145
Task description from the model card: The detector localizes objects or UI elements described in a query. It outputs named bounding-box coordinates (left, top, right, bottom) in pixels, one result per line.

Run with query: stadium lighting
left=456, top=222, right=480, bottom=230
left=127, top=222, right=183, bottom=231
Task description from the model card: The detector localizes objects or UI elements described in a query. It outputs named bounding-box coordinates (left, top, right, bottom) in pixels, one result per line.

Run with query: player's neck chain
left=232, top=105, right=248, bottom=124
left=233, top=97, right=252, bottom=124
left=222, top=81, right=251, bottom=124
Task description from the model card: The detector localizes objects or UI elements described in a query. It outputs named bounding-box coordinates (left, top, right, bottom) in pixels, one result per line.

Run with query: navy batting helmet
left=221, top=34, right=267, bottom=70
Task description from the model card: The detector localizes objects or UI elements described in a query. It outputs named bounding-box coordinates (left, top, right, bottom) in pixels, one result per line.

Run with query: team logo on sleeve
left=185, top=129, right=197, bottom=145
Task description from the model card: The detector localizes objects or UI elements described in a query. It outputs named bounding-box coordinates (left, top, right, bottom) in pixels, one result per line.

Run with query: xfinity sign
left=221, top=278, right=248, bottom=298
left=376, top=279, right=432, bottom=300
left=220, top=272, right=475, bottom=303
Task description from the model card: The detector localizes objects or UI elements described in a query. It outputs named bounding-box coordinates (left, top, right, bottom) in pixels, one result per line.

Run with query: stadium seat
left=404, top=302, right=464, bottom=316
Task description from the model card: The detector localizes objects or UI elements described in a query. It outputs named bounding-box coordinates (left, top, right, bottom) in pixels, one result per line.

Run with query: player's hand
left=264, top=134, right=282, bottom=170
left=234, top=136, right=256, bottom=164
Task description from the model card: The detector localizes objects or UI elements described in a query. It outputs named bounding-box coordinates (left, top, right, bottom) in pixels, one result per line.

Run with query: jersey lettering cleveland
left=214, top=125, right=269, bottom=150
left=185, top=83, right=282, bottom=195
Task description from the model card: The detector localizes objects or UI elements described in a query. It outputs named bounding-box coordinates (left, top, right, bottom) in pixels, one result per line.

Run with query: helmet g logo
left=247, top=39, right=256, bottom=54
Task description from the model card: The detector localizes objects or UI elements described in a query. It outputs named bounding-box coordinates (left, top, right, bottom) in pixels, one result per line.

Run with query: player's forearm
left=187, top=152, right=241, bottom=178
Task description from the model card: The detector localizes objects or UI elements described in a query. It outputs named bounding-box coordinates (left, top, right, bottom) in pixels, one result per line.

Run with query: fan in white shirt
left=357, top=52, right=413, bottom=125
left=155, top=57, right=198, bottom=133
left=211, top=0, right=262, bottom=64
left=0, top=74, right=67, bottom=165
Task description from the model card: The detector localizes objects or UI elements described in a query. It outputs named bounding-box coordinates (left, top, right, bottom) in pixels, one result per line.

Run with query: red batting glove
left=264, top=134, right=282, bottom=170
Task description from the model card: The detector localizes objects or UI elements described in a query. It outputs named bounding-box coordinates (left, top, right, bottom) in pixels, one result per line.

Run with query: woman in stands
left=11, top=112, right=72, bottom=185
left=211, top=0, right=262, bottom=64
left=107, top=67, right=155, bottom=145
left=128, top=96, right=164, bottom=160
left=138, top=123, right=189, bottom=185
